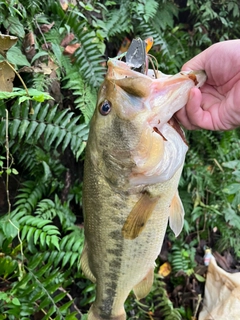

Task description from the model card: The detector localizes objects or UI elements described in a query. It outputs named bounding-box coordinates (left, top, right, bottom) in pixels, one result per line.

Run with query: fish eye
left=99, top=100, right=111, bottom=115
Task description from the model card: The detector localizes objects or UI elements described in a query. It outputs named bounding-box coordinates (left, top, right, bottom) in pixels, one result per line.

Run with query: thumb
left=181, top=52, right=206, bottom=72
left=181, top=63, right=192, bottom=72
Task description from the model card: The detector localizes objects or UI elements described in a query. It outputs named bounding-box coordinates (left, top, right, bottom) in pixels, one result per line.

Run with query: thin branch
left=58, top=287, right=83, bottom=316
left=34, top=17, right=49, bottom=50
left=4, top=60, right=30, bottom=97
left=5, top=109, right=11, bottom=214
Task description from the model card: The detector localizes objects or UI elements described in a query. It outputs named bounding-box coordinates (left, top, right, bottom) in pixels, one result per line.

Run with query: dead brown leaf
left=61, top=33, right=75, bottom=47
left=39, top=22, right=55, bottom=33
left=33, top=60, right=58, bottom=75
left=0, top=34, right=18, bottom=57
left=64, top=43, right=81, bottom=55
left=23, top=32, right=36, bottom=61
left=0, top=61, right=15, bottom=92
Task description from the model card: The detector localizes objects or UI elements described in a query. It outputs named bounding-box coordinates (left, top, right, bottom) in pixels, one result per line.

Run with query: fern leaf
left=63, top=70, right=97, bottom=123
left=2, top=101, right=89, bottom=160
left=41, top=228, right=84, bottom=269
left=15, top=214, right=60, bottom=252
left=73, top=25, right=105, bottom=87
left=14, top=181, right=48, bottom=214
left=9, top=253, right=76, bottom=319
left=104, top=5, right=133, bottom=37
left=135, top=0, right=159, bottom=23
left=51, top=3, right=106, bottom=86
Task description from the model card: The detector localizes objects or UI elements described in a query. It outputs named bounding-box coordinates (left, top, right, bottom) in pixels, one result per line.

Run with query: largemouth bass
left=81, top=57, right=206, bottom=320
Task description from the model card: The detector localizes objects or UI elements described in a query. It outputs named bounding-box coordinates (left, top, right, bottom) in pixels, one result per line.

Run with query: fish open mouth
left=167, top=117, right=188, bottom=145
left=152, top=117, right=188, bottom=145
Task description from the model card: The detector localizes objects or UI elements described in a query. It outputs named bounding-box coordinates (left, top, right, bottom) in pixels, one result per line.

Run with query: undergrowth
left=0, top=0, right=240, bottom=319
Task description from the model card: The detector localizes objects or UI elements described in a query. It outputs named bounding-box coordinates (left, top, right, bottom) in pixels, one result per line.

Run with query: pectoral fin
left=80, top=243, right=96, bottom=283
left=122, top=192, right=159, bottom=240
left=169, top=192, right=184, bottom=237
left=133, top=267, right=154, bottom=300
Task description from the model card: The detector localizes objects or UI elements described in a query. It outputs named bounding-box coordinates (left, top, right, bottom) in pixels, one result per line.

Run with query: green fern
left=169, top=241, right=196, bottom=274
left=63, top=70, right=97, bottom=124
left=73, top=23, right=106, bottom=87
left=0, top=100, right=89, bottom=160
left=13, top=180, right=49, bottom=215
left=18, top=146, right=66, bottom=183
left=42, top=227, right=84, bottom=269
left=134, top=0, right=159, bottom=23
left=35, top=195, right=76, bottom=230
left=7, top=254, right=79, bottom=320
left=32, top=72, right=49, bottom=92
left=49, top=2, right=106, bottom=87
left=10, top=212, right=60, bottom=253
left=104, top=5, right=133, bottom=37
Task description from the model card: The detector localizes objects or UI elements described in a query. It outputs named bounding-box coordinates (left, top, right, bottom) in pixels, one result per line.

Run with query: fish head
left=88, top=59, right=206, bottom=188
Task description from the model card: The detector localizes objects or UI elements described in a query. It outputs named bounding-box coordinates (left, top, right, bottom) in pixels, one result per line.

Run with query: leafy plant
left=1, top=0, right=240, bottom=319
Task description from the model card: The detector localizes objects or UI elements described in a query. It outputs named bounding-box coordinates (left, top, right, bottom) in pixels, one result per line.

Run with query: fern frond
left=63, top=70, right=97, bottom=123
left=50, top=3, right=106, bottom=86
left=129, top=274, right=182, bottom=320
left=9, top=254, right=78, bottom=319
left=1, top=101, right=89, bottom=160
left=136, top=20, right=170, bottom=56
left=35, top=195, right=76, bottom=230
left=18, top=146, right=65, bottom=183
left=73, top=23, right=106, bottom=87
left=17, top=215, right=60, bottom=252
left=104, top=6, right=133, bottom=37
left=32, top=72, right=49, bottom=92
left=169, top=242, right=196, bottom=275
left=13, top=180, right=49, bottom=215
left=152, top=276, right=182, bottom=320
left=134, top=0, right=159, bottom=23
left=42, top=228, right=84, bottom=269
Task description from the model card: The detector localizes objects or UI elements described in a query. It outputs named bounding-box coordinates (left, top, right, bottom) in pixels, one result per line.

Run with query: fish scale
left=81, top=58, right=206, bottom=320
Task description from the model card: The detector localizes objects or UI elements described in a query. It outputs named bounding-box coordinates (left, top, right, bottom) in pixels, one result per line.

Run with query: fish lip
left=180, top=70, right=207, bottom=88
left=108, top=60, right=206, bottom=93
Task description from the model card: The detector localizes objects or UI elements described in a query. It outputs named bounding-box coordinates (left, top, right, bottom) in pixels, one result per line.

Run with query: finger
left=181, top=54, right=206, bottom=73
left=175, top=88, right=201, bottom=130
left=185, top=88, right=216, bottom=130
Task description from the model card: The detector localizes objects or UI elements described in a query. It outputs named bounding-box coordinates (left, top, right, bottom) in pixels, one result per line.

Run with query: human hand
left=175, top=40, right=240, bottom=130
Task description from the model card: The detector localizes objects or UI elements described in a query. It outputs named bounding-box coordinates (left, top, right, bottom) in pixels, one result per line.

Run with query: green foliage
left=1, top=0, right=240, bottom=318
left=0, top=100, right=89, bottom=160
left=179, top=129, right=240, bottom=259
left=63, top=69, right=96, bottom=124
left=0, top=254, right=79, bottom=319
left=169, top=241, right=197, bottom=275
left=49, top=2, right=106, bottom=87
